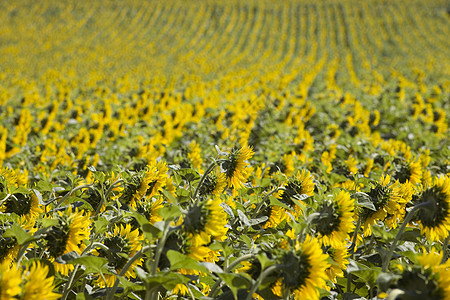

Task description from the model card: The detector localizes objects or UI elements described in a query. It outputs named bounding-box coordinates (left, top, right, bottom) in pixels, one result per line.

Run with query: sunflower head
left=220, top=145, right=254, bottom=190
left=44, top=216, right=71, bottom=258
left=22, top=262, right=60, bottom=300
left=0, top=225, right=18, bottom=262
left=279, top=170, right=314, bottom=210
left=412, top=175, right=450, bottom=241
left=44, top=208, right=91, bottom=258
left=95, top=224, right=142, bottom=287
left=312, top=190, right=354, bottom=247
left=198, top=169, right=226, bottom=197
left=361, top=175, right=409, bottom=235
left=1, top=191, right=42, bottom=219
left=383, top=249, right=450, bottom=300
left=273, top=237, right=330, bottom=299
left=393, top=159, right=422, bottom=185
left=183, top=198, right=228, bottom=243
left=0, top=260, right=22, bottom=299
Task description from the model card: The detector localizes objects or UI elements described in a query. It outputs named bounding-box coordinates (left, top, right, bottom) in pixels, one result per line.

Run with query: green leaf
left=256, top=253, right=273, bottom=270
left=3, top=224, right=33, bottom=245
left=158, top=205, right=181, bottom=220
left=237, top=209, right=250, bottom=226
left=161, top=189, right=177, bottom=203
left=166, top=250, right=208, bottom=273
left=69, top=256, right=109, bottom=274
left=10, top=186, right=31, bottom=195
left=269, top=196, right=293, bottom=211
left=55, top=251, right=80, bottom=264
left=32, top=189, right=45, bottom=205
left=352, top=192, right=376, bottom=211
left=217, top=273, right=251, bottom=299
left=176, top=168, right=200, bottom=182
left=240, top=235, right=253, bottom=249
left=200, top=262, right=224, bottom=273
left=93, top=217, right=109, bottom=235
left=248, top=216, right=268, bottom=226
left=146, top=272, right=190, bottom=290
left=36, top=180, right=54, bottom=192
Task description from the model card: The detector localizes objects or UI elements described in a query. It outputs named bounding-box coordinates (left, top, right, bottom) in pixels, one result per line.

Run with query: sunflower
left=95, top=224, right=143, bottom=287
left=44, top=208, right=91, bottom=275
left=121, top=161, right=168, bottom=208
left=0, top=225, right=19, bottom=262
left=0, top=261, right=21, bottom=300
left=198, top=168, right=227, bottom=197
left=188, top=140, right=204, bottom=173
left=361, top=175, right=413, bottom=236
left=0, top=191, right=43, bottom=229
left=21, top=262, right=59, bottom=300
left=220, top=145, right=254, bottom=190
left=313, top=190, right=355, bottom=248
left=172, top=283, right=190, bottom=296
left=393, top=159, right=422, bottom=185
left=345, top=156, right=358, bottom=175
left=263, top=204, right=287, bottom=229
left=278, top=170, right=315, bottom=217
left=268, top=154, right=295, bottom=177
left=412, top=175, right=450, bottom=241
left=0, top=166, right=28, bottom=188
left=183, top=197, right=229, bottom=245
left=159, top=230, right=213, bottom=276
left=325, top=246, right=349, bottom=284
left=321, top=144, right=337, bottom=173
left=382, top=249, right=450, bottom=300
left=272, top=236, right=330, bottom=299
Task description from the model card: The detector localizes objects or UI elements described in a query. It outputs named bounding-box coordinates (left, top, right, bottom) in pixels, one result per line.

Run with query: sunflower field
left=0, top=0, right=449, bottom=299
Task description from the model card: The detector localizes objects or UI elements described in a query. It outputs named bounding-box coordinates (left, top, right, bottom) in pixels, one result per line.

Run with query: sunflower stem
left=245, top=265, right=279, bottom=300
left=151, top=221, right=171, bottom=275
left=251, top=187, right=280, bottom=220
left=95, top=179, right=123, bottom=215
left=382, top=201, right=431, bottom=272
left=192, top=160, right=217, bottom=200
left=442, top=234, right=450, bottom=264
left=209, top=254, right=254, bottom=298
left=61, top=236, right=101, bottom=300
left=106, top=245, right=150, bottom=300
left=346, top=214, right=362, bottom=293
left=49, top=184, right=94, bottom=208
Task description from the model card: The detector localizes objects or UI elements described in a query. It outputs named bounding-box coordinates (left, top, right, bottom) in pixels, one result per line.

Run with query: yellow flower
left=273, top=236, right=330, bottom=299
left=314, top=190, right=355, bottom=248
left=44, top=208, right=91, bottom=260
left=0, top=191, right=43, bottom=230
left=188, top=140, right=204, bottom=173
left=172, top=283, right=189, bottom=296
left=278, top=170, right=315, bottom=217
left=0, top=260, right=22, bottom=299
left=345, top=156, right=358, bottom=175
left=95, top=224, right=143, bottom=287
left=22, top=262, right=60, bottom=300
left=221, top=145, right=254, bottom=190
left=384, top=248, right=450, bottom=300
left=125, top=161, right=168, bottom=208
left=362, top=175, right=413, bottom=236
left=393, top=159, right=422, bottom=185
left=198, top=168, right=227, bottom=197
left=413, top=175, right=450, bottom=241
left=326, top=246, right=349, bottom=283
left=183, top=198, right=229, bottom=244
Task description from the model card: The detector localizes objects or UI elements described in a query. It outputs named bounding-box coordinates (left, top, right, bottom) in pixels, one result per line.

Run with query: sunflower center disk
left=416, top=188, right=448, bottom=227
left=314, top=204, right=341, bottom=236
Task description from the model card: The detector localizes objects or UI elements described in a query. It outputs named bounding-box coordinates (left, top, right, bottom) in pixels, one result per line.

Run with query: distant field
left=0, top=1, right=449, bottom=299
